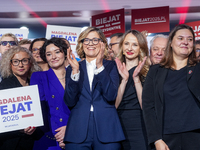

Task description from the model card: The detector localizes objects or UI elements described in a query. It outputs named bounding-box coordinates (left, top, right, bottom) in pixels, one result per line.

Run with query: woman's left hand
left=24, top=126, right=36, bottom=135
left=54, top=126, right=66, bottom=142
left=96, top=42, right=105, bottom=69
left=132, top=56, right=147, bottom=81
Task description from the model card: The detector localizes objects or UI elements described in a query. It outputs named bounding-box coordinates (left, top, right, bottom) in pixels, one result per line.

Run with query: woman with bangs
left=115, top=30, right=150, bottom=150
left=64, top=27, right=125, bottom=150
left=0, top=46, right=41, bottom=150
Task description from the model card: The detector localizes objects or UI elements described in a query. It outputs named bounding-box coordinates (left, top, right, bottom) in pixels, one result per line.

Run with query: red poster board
left=185, top=21, right=200, bottom=40
left=131, top=6, right=169, bottom=33
left=91, top=9, right=125, bottom=37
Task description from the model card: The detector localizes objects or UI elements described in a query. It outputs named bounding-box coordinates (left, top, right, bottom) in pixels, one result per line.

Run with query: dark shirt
left=163, top=67, right=200, bottom=134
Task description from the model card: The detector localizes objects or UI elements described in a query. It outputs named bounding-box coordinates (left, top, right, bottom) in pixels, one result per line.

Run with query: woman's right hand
left=155, top=140, right=170, bottom=150
left=115, top=57, right=129, bottom=82
left=67, top=47, right=79, bottom=75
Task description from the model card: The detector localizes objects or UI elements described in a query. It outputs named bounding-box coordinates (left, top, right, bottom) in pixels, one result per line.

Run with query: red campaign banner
left=185, top=21, right=200, bottom=40
left=131, top=6, right=169, bottom=33
left=91, top=9, right=125, bottom=37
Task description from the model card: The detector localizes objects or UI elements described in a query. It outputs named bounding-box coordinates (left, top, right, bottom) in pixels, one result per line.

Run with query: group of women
left=0, top=24, right=199, bottom=150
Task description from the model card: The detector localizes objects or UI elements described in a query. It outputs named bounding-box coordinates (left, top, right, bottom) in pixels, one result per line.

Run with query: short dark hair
left=110, top=33, right=123, bottom=39
left=195, top=40, right=200, bottom=45
left=29, top=38, right=47, bottom=51
left=40, top=37, right=68, bottom=63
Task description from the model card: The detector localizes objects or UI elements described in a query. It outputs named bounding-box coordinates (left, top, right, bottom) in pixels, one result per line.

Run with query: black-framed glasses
left=108, top=42, right=119, bottom=49
left=0, top=41, right=17, bottom=46
left=11, top=58, right=30, bottom=66
left=81, top=38, right=102, bottom=45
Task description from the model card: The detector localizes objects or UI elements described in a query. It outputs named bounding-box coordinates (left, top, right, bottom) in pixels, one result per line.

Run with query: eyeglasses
left=108, top=42, right=119, bottom=49
left=11, top=58, right=30, bottom=66
left=32, top=48, right=41, bottom=54
left=81, top=38, right=102, bottom=45
left=196, top=49, right=200, bottom=52
left=0, top=41, right=17, bottom=46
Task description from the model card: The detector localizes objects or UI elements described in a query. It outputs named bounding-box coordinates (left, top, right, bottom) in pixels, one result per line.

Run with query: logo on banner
left=185, top=21, right=200, bottom=40
left=135, top=16, right=166, bottom=25
left=51, top=31, right=77, bottom=44
left=91, top=9, right=125, bottom=37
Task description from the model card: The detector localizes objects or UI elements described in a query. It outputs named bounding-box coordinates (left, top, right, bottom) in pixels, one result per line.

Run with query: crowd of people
left=0, top=24, right=200, bottom=150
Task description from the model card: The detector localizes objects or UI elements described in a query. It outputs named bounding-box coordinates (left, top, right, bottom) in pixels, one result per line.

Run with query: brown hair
left=76, top=27, right=108, bottom=59
left=118, top=29, right=150, bottom=79
left=18, top=39, right=32, bottom=45
left=160, top=24, right=197, bottom=68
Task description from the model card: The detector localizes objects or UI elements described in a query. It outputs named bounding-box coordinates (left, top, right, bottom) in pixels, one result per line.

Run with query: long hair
left=76, top=27, right=108, bottom=59
left=0, top=46, right=41, bottom=79
left=160, top=24, right=197, bottom=68
left=118, top=30, right=150, bottom=79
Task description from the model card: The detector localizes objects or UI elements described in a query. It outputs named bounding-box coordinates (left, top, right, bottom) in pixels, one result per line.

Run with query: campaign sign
left=0, top=85, right=43, bottom=133
left=46, top=25, right=82, bottom=58
left=185, top=21, right=200, bottom=40
left=131, top=6, right=169, bottom=33
left=91, top=8, right=125, bottom=37
left=0, top=28, right=29, bottom=41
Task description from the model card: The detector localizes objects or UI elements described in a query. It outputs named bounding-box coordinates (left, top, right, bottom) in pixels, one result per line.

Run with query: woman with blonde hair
left=64, top=27, right=125, bottom=150
left=115, top=29, right=150, bottom=150
left=0, top=46, right=41, bottom=150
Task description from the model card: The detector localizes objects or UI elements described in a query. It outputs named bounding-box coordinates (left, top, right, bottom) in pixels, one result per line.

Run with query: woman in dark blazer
left=142, top=24, right=200, bottom=150
left=64, top=27, right=125, bottom=150
left=0, top=46, right=41, bottom=150
left=30, top=37, right=70, bottom=150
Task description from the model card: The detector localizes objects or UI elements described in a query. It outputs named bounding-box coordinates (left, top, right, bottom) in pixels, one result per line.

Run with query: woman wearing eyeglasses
left=0, top=46, right=41, bottom=150
left=0, top=33, right=18, bottom=55
left=64, top=27, right=125, bottom=150
left=30, top=37, right=70, bottom=150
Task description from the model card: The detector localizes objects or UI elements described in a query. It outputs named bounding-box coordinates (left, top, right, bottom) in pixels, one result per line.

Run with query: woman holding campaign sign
left=30, top=37, right=70, bottom=150
left=115, top=30, right=150, bottom=150
left=0, top=46, right=41, bottom=150
left=64, top=27, right=125, bottom=150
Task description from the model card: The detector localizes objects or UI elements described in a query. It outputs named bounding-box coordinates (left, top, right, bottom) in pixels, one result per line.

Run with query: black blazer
left=142, top=63, right=200, bottom=145
left=0, top=75, right=43, bottom=150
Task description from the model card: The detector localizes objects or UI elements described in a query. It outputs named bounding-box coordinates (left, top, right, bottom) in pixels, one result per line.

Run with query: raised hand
left=96, top=42, right=105, bottom=69
left=132, top=56, right=147, bottom=81
left=67, top=47, right=79, bottom=74
left=115, top=57, right=129, bottom=82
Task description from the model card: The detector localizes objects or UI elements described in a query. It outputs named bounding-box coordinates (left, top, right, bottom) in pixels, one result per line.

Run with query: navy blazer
left=142, top=63, right=200, bottom=145
left=64, top=59, right=125, bottom=143
left=30, top=68, right=70, bottom=135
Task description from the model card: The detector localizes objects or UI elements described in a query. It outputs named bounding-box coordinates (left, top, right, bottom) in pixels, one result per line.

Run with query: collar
left=86, top=58, right=96, bottom=68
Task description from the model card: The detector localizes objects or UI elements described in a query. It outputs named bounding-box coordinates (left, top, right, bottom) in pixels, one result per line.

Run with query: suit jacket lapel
left=157, top=67, right=168, bottom=104
left=187, top=65, right=195, bottom=81
left=80, top=60, right=91, bottom=94
left=47, top=68, right=64, bottom=96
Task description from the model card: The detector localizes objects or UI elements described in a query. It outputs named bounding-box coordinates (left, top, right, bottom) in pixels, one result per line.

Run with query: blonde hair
left=0, top=46, right=41, bottom=79
left=0, top=33, right=18, bottom=44
left=118, top=30, right=150, bottom=79
left=76, top=27, right=108, bottom=59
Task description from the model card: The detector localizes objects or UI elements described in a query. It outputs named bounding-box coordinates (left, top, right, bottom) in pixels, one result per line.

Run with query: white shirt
left=71, top=59, right=104, bottom=111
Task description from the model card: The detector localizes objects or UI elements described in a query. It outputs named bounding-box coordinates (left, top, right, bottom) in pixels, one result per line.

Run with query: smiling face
left=122, top=33, right=140, bottom=61
left=171, top=29, right=194, bottom=59
left=83, top=31, right=101, bottom=62
left=0, top=36, right=16, bottom=54
left=11, top=51, right=31, bottom=79
left=45, top=44, right=65, bottom=69
left=150, top=37, right=168, bottom=64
